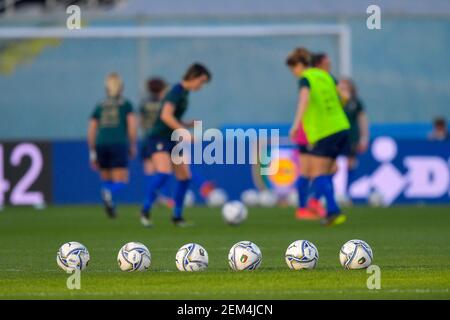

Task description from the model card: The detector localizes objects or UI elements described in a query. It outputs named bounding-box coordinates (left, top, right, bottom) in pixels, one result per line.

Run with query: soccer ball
left=117, top=242, right=151, bottom=272
left=175, top=243, right=209, bottom=272
left=286, top=190, right=299, bottom=207
left=336, top=193, right=351, bottom=207
left=222, top=201, right=248, bottom=225
left=184, top=190, right=195, bottom=207
left=339, top=239, right=373, bottom=269
left=368, top=190, right=384, bottom=207
left=285, top=240, right=319, bottom=270
left=241, top=189, right=259, bottom=207
left=207, top=188, right=228, bottom=207
left=258, top=189, right=278, bottom=207
left=56, top=241, right=90, bottom=272
left=228, top=241, right=262, bottom=271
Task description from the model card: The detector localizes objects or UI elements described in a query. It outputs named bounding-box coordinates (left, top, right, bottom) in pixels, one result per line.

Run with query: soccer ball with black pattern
left=339, top=239, right=373, bottom=269
left=175, top=243, right=209, bottom=272
left=285, top=240, right=319, bottom=270
left=228, top=241, right=262, bottom=271
left=56, top=241, right=90, bottom=272
left=117, top=242, right=151, bottom=272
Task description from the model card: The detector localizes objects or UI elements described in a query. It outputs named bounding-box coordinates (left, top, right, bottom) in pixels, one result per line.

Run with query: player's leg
left=141, top=151, right=172, bottom=222
left=142, top=142, right=174, bottom=211
left=97, top=145, right=118, bottom=218
left=100, top=144, right=129, bottom=218
left=110, top=168, right=129, bottom=196
left=295, top=150, right=319, bottom=220
left=304, top=149, right=327, bottom=219
left=172, top=161, right=192, bottom=226
left=310, top=156, right=346, bottom=226
left=309, top=131, right=348, bottom=225
left=310, top=156, right=337, bottom=212
left=99, top=169, right=115, bottom=217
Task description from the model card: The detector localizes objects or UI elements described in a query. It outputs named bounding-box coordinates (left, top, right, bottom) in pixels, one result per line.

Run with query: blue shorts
left=96, top=144, right=128, bottom=169
left=145, top=136, right=177, bottom=157
left=140, top=141, right=151, bottom=160
left=298, top=144, right=309, bottom=154
left=304, top=130, right=350, bottom=159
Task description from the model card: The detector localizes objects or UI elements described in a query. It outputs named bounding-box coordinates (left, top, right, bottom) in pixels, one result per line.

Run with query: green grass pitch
left=0, top=205, right=449, bottom=299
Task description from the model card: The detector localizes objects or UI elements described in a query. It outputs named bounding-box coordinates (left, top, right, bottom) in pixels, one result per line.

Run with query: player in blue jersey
left=140, top=63, right=211, bottom=227
left=87, top=73, right=137, bottom=218
left=139, top=77, right=175, bottom=209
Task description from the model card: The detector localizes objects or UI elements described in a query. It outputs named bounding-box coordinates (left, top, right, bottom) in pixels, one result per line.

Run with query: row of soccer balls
left=57, top=239, right=374, bottom=272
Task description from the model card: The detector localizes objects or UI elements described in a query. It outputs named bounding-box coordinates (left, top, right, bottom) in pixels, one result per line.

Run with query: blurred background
left=0, top=0, right=449, bottom=207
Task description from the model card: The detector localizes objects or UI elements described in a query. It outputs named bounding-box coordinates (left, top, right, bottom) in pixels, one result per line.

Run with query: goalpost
left=0, top=24, right=352, bottom=77
left=0, top=24, right=352, bottom=139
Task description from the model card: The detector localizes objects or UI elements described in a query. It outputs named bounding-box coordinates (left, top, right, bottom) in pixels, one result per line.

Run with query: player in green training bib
left=286, top=47, right=350, bottom=226
left=87, top=73, right=137, bottom=218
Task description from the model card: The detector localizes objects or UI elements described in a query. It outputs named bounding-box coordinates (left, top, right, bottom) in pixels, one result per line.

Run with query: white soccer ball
left=286, top=190, right=299, bottom=207
left=368, top=190, right=385, bottom=207
left=56, top=241, right=90, bottom=272
left=285, top=240, right=319, bottom=270
left=241, top=189, right=259, bottom=207
left=117, top=242, right=151, bottom=272
left=339, top=239, right=373, bottom=269
left=222, top=201, right=248, bottom=225
left=336, top=193, right=351, bottom=207
left=184, top=190, right=195, bottom=207
left=175, top=243, right=209, bottom=272
left=207, top=188, right=228, bottom=207
left=258, top=189, right=278, bottom=207
left=228, top=241, right=262, bottom=271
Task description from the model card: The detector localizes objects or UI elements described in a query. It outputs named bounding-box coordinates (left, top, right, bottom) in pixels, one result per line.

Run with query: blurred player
left=140, top=63, right=211, bottom=227
left=292, top=51, right=336, bottom=220
left=292, top=98, right=325, bottom=220
left=139, top=77, right=175, bottom=209
left=286, top=48, right=350, bottom=226
left=311, top=52, right=331, bottom=73
left=428, top=117, right=450, bottom=141
left=140, top=77, right=168, bottom=170
left=338, top=79, right=370, bottom=194
left=139, top=76, right=216, bottom=226
left=87, top=72, right=137, bottom=218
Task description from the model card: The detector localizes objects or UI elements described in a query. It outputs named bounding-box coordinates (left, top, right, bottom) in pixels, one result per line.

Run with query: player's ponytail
left=105, top=72, right=123, bottom=98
